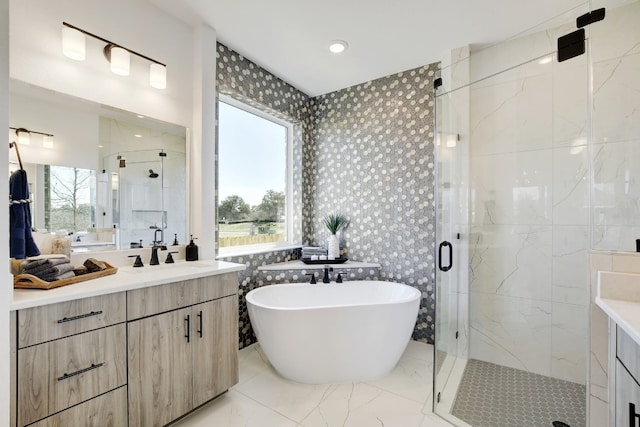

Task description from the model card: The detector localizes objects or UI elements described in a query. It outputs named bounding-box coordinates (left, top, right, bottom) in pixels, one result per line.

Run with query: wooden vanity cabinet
left=11, top=271, right=239, bottom=427
left=613, top=325, right=640, bottom=427
left=127, top=273, right=239, bottom=427
left=14, top=293, right=127, bottom=427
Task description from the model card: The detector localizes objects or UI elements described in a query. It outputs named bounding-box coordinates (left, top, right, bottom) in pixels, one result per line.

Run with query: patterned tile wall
left=307, top=65, right=439, bottom=342
left=215, top=42, right=439, bottom=346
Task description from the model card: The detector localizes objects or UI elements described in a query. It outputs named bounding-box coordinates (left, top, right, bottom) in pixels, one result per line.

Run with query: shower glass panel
left=104, top=149, right=187, bottom=249
left=434, top=3, right=591, bottom=426
left=590, top=0, right=640, bottom=252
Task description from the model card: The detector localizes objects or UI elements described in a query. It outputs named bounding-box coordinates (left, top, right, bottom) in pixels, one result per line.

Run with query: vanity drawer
left=127, top=273, right=238, bottom=319
left=18, top=292, right=126, bottom=348
left=617, top=325, right=640, bottom=381
left=18, top=324, right=127, bottom=426
left=28, top=386, right=128, bottom=427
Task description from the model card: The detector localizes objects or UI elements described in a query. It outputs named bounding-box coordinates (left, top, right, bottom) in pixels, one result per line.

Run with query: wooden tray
left=13, top=261, right=118, bottom=290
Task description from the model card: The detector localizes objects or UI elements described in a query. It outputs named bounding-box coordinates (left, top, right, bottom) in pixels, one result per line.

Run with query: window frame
left=216, top=95, right=295, bottom=257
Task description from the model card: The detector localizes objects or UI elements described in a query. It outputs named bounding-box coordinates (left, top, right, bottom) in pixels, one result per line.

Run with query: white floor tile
left=300, top=382, right=426, bottom=427
left=173, top=390, right=298, bottom=427
left=402, top=340, right=434, bottom=362
left=366, top=353, right=434, bottom=404
left=234, top=368, right=336, bottom=422
left=176, top=342, right=451, bottom=427
left=421, top=412, right=458, bottom=426
left=237, top=343, right=272, bottom=385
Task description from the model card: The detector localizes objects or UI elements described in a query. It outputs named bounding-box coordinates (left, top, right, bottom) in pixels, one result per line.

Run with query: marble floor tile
left=234, top=368, right=337, bottom=422
left=365, top=353, right=434, bottom=403
left=237, top=343, right=271, bottom=384
left=402, top=340, right=434, bottom=361
left=176, top=341, right=450, bottom=427
left=175, top=390, right=299, bottom=427
left=300, top=382, right=426, bottom=427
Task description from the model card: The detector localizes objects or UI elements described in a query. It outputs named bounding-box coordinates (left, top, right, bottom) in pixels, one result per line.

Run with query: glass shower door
left=433, top=82, right=467, bottom=414
left=434, top=5, right=592, bottom=425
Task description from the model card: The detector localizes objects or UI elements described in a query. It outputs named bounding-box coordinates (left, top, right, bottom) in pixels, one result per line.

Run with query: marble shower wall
left=590, top=0, right=640, bottom=252
left=215, top=43, right=439, bottom=346
left=467, top=25, right=590, bottom=384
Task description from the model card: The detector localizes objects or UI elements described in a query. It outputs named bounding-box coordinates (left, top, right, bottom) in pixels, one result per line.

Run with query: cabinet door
left=616, top=359, right=640, bottom=427
left=192, top=296, right=239, bottom=407
left=128, top=307, right=193, bottom=427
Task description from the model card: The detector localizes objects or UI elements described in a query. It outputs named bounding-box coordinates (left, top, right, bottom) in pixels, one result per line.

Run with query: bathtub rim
left=245, top=280, right=421, bottom=311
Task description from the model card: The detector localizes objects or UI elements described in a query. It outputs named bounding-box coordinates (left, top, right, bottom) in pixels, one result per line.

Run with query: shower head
left=148, top=169, right=159, bottom=178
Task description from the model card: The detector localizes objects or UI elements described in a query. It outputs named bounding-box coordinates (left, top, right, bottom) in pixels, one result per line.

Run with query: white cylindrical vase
left=328, top=234, right=340, bottom=259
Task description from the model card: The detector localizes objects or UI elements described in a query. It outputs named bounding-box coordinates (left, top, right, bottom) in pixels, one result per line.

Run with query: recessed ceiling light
left=329, top=40, right=348, bottom=54
left=134, top=134, right=143, bottom=138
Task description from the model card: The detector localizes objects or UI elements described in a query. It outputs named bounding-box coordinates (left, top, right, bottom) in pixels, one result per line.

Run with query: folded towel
left=22, top=260, right=72, bottom=277
left=22, top=256, right=70, bottom=272
left=25, top=262, right=75, bottom=280
left=42, top=271, right=76, bottom=282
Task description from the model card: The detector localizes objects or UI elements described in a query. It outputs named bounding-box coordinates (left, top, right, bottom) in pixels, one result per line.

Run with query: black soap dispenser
left=186, top=235, right=199, bottom=261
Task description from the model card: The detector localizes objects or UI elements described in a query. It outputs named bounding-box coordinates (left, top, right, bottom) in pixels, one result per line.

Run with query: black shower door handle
left=439, top=241, right=453, bottom=272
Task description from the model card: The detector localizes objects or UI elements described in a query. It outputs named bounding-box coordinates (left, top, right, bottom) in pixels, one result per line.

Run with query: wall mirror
left=8, top=79, right=187, bottom=253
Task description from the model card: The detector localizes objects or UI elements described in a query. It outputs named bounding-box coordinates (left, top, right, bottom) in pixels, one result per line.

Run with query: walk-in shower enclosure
left=434, top=1, right=640, bottom=426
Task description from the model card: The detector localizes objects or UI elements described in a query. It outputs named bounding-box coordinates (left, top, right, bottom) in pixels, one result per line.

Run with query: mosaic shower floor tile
left=451, top=359, right=586, bottom=427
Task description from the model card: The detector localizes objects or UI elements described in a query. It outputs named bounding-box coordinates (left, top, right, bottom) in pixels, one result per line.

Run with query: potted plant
left=322, top=213, right=349, bottom=259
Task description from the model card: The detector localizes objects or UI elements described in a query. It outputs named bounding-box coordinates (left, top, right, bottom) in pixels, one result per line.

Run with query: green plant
left=322, top=213, right=349, bottom=235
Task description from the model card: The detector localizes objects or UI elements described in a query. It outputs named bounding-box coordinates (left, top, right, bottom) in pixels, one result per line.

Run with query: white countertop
left=11, top=259, right=245, bottom=311
left=257, top=259, right=381, bottom=271
left=596, top=270, right=640, bottom=346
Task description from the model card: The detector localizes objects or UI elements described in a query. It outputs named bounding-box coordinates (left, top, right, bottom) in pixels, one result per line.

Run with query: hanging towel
left=10, top=169, right=40, bottom=259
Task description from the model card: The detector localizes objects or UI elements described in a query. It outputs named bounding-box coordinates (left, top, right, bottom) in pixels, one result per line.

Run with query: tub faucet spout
left=322, top=266, right=333, bottom=283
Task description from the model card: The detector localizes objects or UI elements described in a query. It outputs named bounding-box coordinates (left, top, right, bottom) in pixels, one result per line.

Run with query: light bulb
left=17, top=131, right=30, bottom=146
left=329, top=40, right=348, bottom=54
left=42, top=135, right=54, bottom=149
left=149, top=63, right=167, bottom=89
left=109, top=46, right=130, bottom=76
left=62, top=26, right=86, bottom=61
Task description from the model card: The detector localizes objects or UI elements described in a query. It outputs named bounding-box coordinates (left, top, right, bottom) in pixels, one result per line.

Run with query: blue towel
left=10, top=169, right=40, bottom=259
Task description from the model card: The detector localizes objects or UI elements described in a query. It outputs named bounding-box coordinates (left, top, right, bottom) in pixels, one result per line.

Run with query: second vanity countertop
left=595, top=270, right=640, bottom=347
left=11, top=259, right=245, bottom=311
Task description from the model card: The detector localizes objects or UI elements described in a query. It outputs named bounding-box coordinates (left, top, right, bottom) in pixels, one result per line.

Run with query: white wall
left=0, top=0, right=9, bottom=420
left=10, top=92, right=99, bottom=170
left=10, top=0, right=193, bottom=127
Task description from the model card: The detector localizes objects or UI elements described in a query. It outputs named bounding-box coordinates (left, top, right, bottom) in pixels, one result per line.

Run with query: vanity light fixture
left=329, top=40, right=349, bottom=54
left=10, top=127, right=54, bottom=147
left=61, top=22, right=167, bottom=89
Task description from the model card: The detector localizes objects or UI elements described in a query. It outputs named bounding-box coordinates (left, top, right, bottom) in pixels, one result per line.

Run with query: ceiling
left=150, top=0, right=592, bottom=97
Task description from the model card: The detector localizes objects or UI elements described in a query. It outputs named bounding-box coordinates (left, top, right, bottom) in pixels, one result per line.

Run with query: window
left=217, top=96, right=293, bottom=254
left=45, top=165, right=96, bottom=233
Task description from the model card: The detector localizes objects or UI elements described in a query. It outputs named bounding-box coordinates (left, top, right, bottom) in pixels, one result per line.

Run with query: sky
left=218, top=101, right=287, bottom=207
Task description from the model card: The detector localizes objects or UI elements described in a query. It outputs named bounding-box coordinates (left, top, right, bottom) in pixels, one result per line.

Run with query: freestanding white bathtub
left=246, top=280, right=421, bottom=384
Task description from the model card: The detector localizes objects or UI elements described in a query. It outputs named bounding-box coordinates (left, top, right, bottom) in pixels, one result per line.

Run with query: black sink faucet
left=150, top=244, right=167, bottom=265
left=153, top=228, right=164, bottom=245
left=322, top=265, right=333, bottom=283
